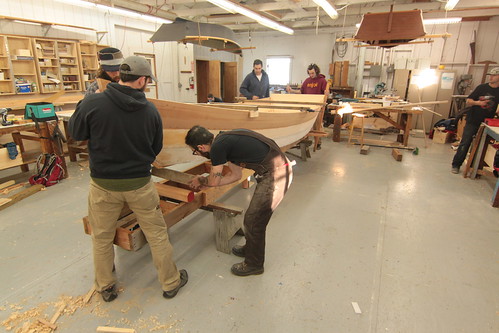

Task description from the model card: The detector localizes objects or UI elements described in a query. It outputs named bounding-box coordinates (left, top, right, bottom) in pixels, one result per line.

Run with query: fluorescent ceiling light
left=55, top=0, right=173, bottom=24
left=312, top=0, right=339, bottom=20
left=206, top=0, right=294, bottom=35
left=423, top=17, right=462, bottom=25
left=445, top=0, right=460, bottom=11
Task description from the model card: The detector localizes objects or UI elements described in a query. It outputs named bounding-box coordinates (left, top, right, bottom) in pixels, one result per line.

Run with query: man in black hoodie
left=69, top=56, right=187, bottom=302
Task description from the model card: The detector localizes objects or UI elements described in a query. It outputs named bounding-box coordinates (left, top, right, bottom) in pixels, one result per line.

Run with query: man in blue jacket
left=239, top=59, right=270, bottom=100
left=69, top=56, right=188, bottom=302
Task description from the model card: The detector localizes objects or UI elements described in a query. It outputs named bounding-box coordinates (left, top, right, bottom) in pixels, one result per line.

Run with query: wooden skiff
left=151, top=94, right=326, bottom=166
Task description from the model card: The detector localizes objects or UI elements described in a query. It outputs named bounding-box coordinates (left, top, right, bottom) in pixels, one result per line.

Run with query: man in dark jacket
left=451, top=67, right=499, bottom=174
left=239, top=59, right=270, bottom=100
left=185, top=126, right=293, bottom=276
left=69, top=56, right=188, bottom=302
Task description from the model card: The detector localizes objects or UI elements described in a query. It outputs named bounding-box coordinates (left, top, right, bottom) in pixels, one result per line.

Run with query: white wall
left=236, top=18, right=499, bottom=96
left=1, top=0, right=498, bottom=100
left=235, top=32, right=336, bottom=86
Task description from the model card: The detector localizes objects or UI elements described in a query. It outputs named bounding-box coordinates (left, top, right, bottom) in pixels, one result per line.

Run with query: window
left=266, top=56, right=292, bottom=85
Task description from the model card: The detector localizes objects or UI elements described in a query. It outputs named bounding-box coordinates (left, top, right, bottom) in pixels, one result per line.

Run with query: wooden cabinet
left=57, top=41, right=81, bottom=92
left=78, top=42, right=98, bottom=91
left=33, top=38, right=62, bottom=93
left=0, top=35, right=108, bottom=95
left=5, top=36, right=38, bottom=95
left=0, top=35, right=14, bottom=95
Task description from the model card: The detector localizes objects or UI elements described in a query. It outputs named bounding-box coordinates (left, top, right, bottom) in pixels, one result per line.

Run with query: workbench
left=328, top=103, right=422, bottom=148
left=0, top=119, right=68, bottom=175
left=57, top=110, right=87, bottom=161
left=469, top=124, right=499, bottom=207
left=83, top=162, right=254, bottom=253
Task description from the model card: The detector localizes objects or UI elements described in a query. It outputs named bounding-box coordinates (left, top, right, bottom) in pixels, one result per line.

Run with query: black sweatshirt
left=68, top=82, right=163, bottom=179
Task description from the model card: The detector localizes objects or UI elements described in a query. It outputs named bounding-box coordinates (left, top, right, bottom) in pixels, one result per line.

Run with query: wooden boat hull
left=150, top=96, right=324, bottom=166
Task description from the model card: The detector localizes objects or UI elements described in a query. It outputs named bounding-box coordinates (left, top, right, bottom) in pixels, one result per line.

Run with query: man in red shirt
left=286, top=64, right=328, bottom=95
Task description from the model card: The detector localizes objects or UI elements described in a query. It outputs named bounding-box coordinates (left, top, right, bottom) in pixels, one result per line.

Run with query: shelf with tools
left=33, top=38, right=62, bottom=93
left=4, top=35, right=39, bottom=95
left=57, top=41, right=81, bottom=92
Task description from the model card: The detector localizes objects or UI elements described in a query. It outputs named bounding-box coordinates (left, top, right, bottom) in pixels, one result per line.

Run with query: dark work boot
left=163, top=269, right=188, bottom=299
left=231, top=262, right=264, bottom=276
left=232, top=245, right=246, bottom=258
left=100, top=285, right=117, bottom=302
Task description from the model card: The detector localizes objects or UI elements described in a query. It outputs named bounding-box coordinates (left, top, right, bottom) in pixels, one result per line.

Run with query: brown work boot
left=231, top=262, right=264, bottom=276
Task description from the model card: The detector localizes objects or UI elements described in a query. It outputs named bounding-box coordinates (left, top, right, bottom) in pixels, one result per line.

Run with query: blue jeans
left=452, top=123, right=481, bottom=168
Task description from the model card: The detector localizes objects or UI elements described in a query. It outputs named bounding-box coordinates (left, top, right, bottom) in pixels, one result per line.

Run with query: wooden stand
left=82, top=162, right=254, bottom=252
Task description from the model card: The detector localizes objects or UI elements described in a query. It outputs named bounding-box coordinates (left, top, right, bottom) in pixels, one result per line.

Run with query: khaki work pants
left=88, top=179, right=180, bottom=292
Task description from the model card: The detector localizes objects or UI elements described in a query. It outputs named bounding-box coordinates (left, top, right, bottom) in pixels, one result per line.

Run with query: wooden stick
left=83, top=286, right=96, bottom=304
left=96, top=327, right=136, bottom=333
left=50, top=303, right=65, bottom=324
left=37, top=318, right=57, bottom=330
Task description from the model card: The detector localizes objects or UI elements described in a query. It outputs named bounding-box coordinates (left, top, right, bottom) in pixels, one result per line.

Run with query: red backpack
left=29, top=154, right=65, bottom=187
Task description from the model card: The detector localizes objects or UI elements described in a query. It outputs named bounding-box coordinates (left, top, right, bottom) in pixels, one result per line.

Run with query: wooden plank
left=154, top=183, right=195, bottom=202
left=0, top=198, right=12, bottom=206
left=152, top=167, right=196, bottom=185
left=96, top=327, right=136, bottom=333
left=0, top=180, right=15, bottom=190
left=0, top=183, right=25, bottom=195
left=0, top=184, right=44, bottom=212
left=392, top=148, right=403, bottom=161
left=464, top=124, right=485, bottom=178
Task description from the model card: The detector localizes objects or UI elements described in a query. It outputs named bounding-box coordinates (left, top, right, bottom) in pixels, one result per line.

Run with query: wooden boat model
left=151, top=94, right=326, bottom=166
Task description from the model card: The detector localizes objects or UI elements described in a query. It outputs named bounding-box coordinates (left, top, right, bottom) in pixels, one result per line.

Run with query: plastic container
left=16, top=83, right=32, bottom=93
left=484, top=118, right=499, bottom=127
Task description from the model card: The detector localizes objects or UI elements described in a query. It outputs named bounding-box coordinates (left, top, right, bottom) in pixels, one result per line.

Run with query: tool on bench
left=1, top=108, right=13, bottom=126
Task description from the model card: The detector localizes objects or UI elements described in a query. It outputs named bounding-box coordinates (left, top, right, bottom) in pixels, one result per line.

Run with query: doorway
left=196, top=60, right=237, bottom=103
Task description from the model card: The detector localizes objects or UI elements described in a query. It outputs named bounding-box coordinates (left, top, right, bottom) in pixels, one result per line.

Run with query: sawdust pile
left=1, top=293, right=180, bottom=332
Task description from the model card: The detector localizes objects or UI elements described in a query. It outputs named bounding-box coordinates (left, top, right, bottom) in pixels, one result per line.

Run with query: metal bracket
left=41, top=24, right=51, bottom=36
left=96, top=31, right=108, bottom=43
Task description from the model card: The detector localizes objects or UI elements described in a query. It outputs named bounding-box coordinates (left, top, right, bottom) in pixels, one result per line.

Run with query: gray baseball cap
left=488, top=67, right=499, bottom=75
left=120, top=56, right=157, bottom=82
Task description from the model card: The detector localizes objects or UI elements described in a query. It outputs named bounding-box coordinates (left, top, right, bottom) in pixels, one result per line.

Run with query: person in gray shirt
left=239, top=59, right=270, bottom=100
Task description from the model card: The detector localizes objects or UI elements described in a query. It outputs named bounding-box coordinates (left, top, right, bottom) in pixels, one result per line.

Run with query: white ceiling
left=104, top=0, right=499, bottom=34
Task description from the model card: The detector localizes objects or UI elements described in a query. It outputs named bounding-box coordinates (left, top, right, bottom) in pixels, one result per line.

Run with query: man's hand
left=188, top=175, right=207, bottom=190
left=252, top=95, right=259, bottom=100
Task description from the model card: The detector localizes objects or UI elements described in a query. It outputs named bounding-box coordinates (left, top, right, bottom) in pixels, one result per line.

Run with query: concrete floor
left=0, top=133, right=498, bottom=332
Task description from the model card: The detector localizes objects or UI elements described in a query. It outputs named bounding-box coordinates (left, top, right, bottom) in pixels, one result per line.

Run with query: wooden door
left=196, top=60, right=221, bottom=103
left=196, top=60, right=209, bottom=103
left=222, top=62, right=237, bottom=103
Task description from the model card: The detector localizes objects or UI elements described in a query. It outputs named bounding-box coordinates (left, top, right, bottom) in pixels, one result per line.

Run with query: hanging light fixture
left=55, top=0, right=173, bottom=24
left=206, top=0, right=294, bottom=35
left=445, top=0, right=460, bottom=11
left=312, top=0, right=339, bottom=20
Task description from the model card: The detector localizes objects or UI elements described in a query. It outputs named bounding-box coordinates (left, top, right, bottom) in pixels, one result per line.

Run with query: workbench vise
left=1, top=107, right=13, bottom=126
